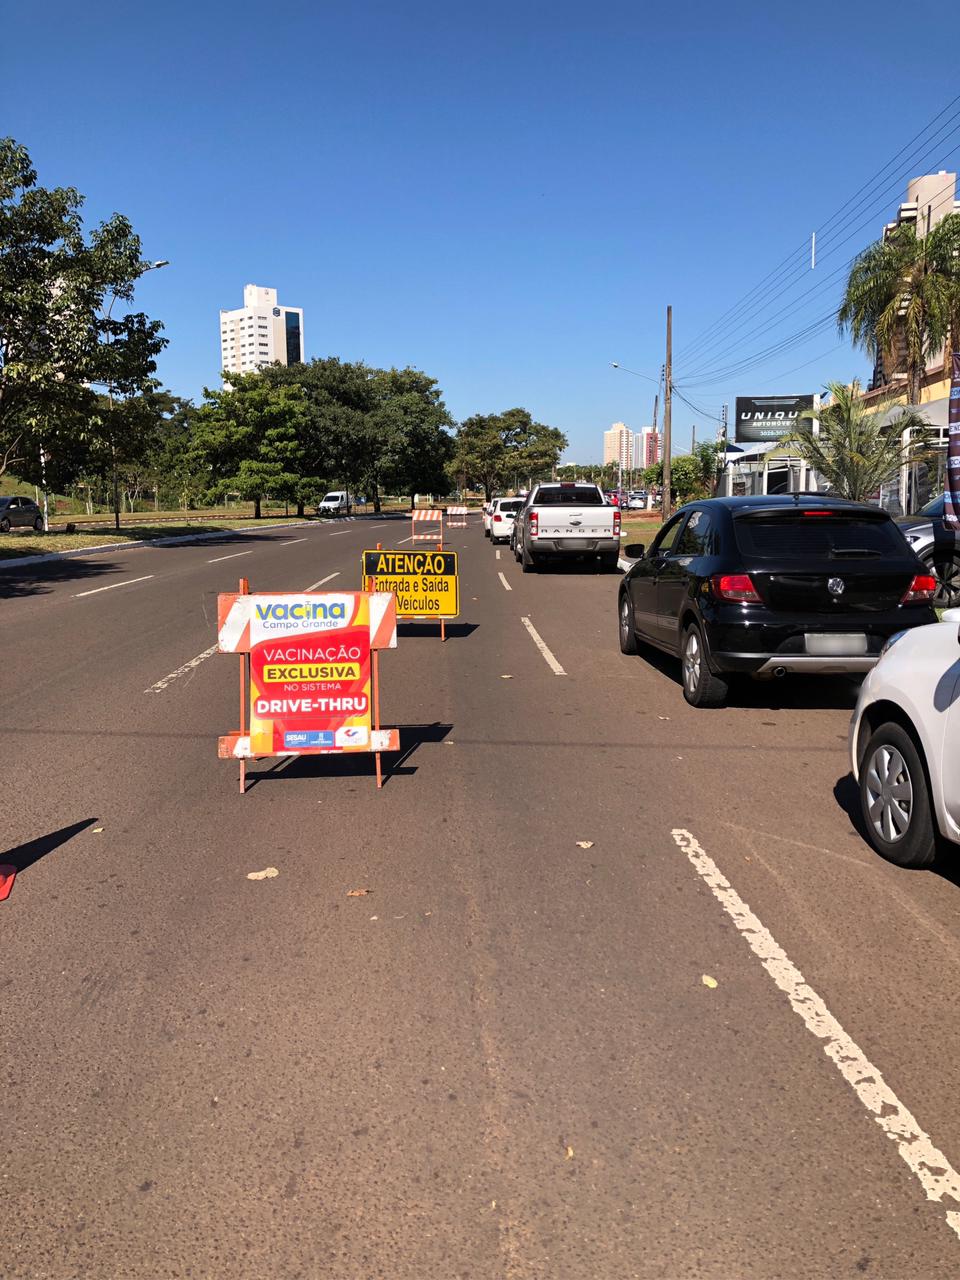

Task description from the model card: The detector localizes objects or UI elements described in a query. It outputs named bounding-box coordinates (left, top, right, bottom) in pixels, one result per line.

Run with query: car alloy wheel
left=865, top=744, right=913, bottom=843
left=682, top=629, right=701, bottom=696
left=923, top=552, right=960, bottom=607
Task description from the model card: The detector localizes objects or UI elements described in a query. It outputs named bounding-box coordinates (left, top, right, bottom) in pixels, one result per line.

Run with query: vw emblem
left=828, top=577, right=845, bottom=596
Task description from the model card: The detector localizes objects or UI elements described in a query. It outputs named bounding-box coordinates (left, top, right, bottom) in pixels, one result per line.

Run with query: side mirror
left=623, top=543, right=645, bottom=560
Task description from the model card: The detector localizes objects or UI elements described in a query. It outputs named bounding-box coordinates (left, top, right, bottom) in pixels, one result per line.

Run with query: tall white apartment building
left=603, top=422, right=634, bottom=470
left=219, top=284, right=304, bottom=376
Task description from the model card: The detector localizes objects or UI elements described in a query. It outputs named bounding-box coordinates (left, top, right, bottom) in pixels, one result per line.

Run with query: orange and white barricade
left=446, top=506, right=468, bottom=528
left=411, top=508, right=444, bottom=546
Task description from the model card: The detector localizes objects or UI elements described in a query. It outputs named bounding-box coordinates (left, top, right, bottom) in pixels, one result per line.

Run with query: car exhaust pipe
left=773, top=666, right=787, bottom=678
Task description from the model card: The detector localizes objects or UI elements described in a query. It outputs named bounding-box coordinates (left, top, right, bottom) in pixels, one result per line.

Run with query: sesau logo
left=283, top=730, right=334, bottom=749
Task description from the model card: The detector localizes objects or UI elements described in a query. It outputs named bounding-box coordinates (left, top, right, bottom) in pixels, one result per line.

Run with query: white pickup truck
left=512, top=482, right=621, bottom=572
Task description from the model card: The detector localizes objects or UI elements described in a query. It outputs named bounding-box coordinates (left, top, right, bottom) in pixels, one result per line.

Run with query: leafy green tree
left=0, top=137, right=166, bottom=488
left=193, top=376, right=309, bottom=517
left=783, top=380, right=933, bottom=501
left=453, top=408, right=567, bottom=499
left=839, top=215, right=960, bottom=405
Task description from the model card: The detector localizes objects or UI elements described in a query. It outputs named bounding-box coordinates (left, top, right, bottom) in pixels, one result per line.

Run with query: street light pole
left=663, top=306, right=673, bottom=523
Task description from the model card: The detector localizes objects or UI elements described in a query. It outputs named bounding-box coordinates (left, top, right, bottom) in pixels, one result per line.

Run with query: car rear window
left=498, top=500, right=522, bottom=513
left=734, top=512, right=907, bottom=560
left=534, top=486, right=603, bottom=506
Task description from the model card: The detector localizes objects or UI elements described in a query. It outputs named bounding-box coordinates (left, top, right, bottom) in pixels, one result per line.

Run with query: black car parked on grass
left=0, top=495, right=44, bottom=533
left=618, top=495, right=938, bottom=708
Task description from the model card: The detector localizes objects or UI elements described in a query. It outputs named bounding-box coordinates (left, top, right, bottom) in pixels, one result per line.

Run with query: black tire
left=34, top=516, right=44, bottom=532
left=859, top=721, right=937, bottom=868
left=484, top=527, right=490, bottom=538
left=618, top=591, right=638, bottom=654
left=920, top=549, right=960, bottom=608
left=514, top=537, right=522, bottom=563
left=680, top=623, right=728, bottom=708
left=0, top=517, right=10, bottom=533
left=521, top=539, right=539, bottom=573
left=601, top=551, right=620, bottom=573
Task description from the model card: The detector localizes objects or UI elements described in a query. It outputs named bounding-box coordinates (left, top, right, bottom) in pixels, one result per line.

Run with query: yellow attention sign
left=361, top=549, right=459, bottom=619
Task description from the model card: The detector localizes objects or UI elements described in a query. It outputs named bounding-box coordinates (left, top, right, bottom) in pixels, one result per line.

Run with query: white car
left=317, top=490, right=352, bottom=516
left=850, top=609, right=960, bottom=867
left=482, top=501, right=495, bottom=537
left=489, top=497, right=523, bottom=545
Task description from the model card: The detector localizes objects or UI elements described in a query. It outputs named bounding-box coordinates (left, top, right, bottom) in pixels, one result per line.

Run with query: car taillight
left=613, top=510, right=621, bottom=536
left=711, top=573, right=761, bottom=602
left=529, top=512, right=539, bottom=536
left=493, top=514, right=502, bottom=522
left=901, top=573, right=936, bottom=604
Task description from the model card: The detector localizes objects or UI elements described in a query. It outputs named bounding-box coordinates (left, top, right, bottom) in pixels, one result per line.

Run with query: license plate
left=804, top=633, right=868, bottom=655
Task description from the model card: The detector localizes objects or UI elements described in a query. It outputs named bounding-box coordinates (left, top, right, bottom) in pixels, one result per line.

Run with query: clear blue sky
left=5, top=0, right=957, bottom=460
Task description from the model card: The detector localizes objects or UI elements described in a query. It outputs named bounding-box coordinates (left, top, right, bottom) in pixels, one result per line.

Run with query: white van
left=317, top=491, right=351, bottom=516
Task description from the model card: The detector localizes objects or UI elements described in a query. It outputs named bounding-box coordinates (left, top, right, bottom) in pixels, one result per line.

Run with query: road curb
left=0, top=520, right=314, bottom=573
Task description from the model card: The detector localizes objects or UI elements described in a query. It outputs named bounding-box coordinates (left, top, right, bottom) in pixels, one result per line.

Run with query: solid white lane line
left=497, top=571, right=512, bottom=592
left=396, top=536, right=416, bottom=545
left=283, top=537, right=308, bottom=545
left=74, top=575, right=154, bottom=598
left=329, top=530, right=351, bottom=536
left=145, top=644, right=218, bottom=694
left=520, top=616, right=566, bottom=675
left=671, top=828, right=960, bottom=1243
left=371, top=523, right=389, bottom=529
left=304, top=572, right=340, bottom=591
left=208, top=549, right=255, bottom=563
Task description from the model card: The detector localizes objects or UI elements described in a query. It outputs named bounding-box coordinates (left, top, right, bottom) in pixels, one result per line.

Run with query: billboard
left=735, top=394, right=814, bottom=444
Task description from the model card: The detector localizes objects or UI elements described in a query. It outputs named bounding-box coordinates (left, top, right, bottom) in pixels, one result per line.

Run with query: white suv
left=317, top=491, right=351, bottom=516
left=850, top=609, right=960, bottom=867
left=489, top=497, right=523, bottom=545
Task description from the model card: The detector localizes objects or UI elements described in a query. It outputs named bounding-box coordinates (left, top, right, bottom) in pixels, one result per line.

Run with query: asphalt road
left=3, top=516, right=960, bottom=1279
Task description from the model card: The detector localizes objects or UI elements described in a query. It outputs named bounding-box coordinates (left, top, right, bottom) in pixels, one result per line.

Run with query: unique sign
left=735, top=394, right=814, bottom=443
left=217, top=589, right=399, bottom=790
left=362, top=549, right=459, bottom=619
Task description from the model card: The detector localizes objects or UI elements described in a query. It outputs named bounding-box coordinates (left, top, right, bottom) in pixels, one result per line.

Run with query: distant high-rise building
left=603, top=422, right=634, bottom=471
left=219, top=284, right=304, bottom=377
left=637, top=426, right=662, bottom=468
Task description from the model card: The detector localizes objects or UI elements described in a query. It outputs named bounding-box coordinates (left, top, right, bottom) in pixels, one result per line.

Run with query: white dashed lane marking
left=304, top=572, right=340, bottom=591
left=74, top=575, right=154, bottom=598
left=146, top=644, right=219, bottom=693
left=208, top=550, right=254, bottom=563
left=672, top=827, right=960, bottom=1244
left=497, top=572, right=512, bottom=592
left=520, top=616, right=566, bottom=675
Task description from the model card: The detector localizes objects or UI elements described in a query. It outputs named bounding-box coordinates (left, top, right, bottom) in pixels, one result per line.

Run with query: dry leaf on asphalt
left=91, top=827, right=104, bottom=834
left=500, top=674, right=513, bottom=680
left=702, top=974, right=718, bottom=989
left=576, top=841, right=594, bottom=849
left=347, top=887, right=372, bottom=897
left=247, top=867, right=279, bottom=881
left=565, top=1146, right=575, bottom=1160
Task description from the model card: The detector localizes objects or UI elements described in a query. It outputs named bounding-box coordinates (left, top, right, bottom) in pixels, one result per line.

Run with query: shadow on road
left=634, top=641, right=861, bottom=710
left=244, top=722, right=453, bottom=791
left=396, top=622, right=478, bottom=640
left=0, top=818, right=100, bottom=872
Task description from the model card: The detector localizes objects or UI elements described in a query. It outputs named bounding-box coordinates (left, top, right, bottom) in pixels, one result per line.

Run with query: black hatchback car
left=618, top=495, right=938, bottom=707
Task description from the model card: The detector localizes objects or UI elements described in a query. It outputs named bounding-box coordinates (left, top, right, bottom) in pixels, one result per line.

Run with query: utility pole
left=663, top=305, right=672, bottom=522
left=691, top=424, right=696, bottom=453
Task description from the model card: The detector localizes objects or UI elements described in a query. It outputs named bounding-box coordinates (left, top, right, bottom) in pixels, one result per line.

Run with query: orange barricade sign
left=217, top=584, right=398, bottom=791
left=411, top=508, right=444, bottom=545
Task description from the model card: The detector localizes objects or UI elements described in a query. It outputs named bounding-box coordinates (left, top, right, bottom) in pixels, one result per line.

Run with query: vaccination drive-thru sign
left=217, top=582, right=399, bottom=791
left=361, top=549, right=459, bottom=619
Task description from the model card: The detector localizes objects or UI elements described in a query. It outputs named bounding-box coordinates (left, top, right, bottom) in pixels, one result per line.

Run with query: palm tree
left=784, top=380, right=932, bottom=501
left=838, top=214, right=960, bottom=405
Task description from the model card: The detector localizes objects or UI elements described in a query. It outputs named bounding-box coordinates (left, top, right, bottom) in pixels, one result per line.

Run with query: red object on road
left=0, top=865, right=16, bottom=902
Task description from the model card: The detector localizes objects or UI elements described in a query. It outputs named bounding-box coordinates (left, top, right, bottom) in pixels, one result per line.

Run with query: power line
left=675, top=93, right=960, bottom=364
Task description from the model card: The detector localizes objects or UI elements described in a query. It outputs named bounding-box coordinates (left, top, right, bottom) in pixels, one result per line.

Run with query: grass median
left=0, top=517, right=310, bottom=560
